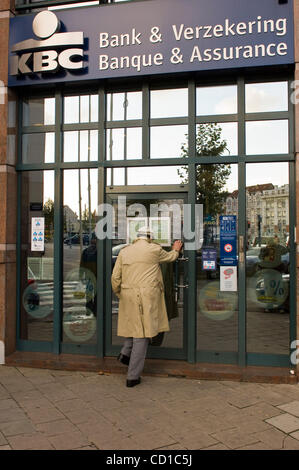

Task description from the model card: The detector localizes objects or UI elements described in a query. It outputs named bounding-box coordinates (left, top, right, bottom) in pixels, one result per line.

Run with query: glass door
left=196, top=164, right=239, bottom=363
left=245, top=162, right=293, bottom=366
left=105, top=193, right=188, bottom=360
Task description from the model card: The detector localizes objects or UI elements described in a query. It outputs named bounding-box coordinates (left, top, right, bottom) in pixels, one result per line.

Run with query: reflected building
left=226, top=184, right=289, bottom=243
left=63, top=205, right=80, bottom=235
left=261, top=184, right=289, bottom=241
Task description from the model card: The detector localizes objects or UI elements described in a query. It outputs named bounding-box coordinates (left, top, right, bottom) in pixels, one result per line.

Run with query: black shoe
left=126, top=378, right=141, bottom=388
left=117, top=353, right=130, bottom=366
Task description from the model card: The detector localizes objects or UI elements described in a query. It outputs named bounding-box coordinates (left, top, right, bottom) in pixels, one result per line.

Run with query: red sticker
left=224, top=244, right=233, bottom=253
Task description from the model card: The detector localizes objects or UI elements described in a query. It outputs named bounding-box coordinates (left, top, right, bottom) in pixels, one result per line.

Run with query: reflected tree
left=43, top=198, right=54, bottom=240
left=179, top=123, right=231, bottom=217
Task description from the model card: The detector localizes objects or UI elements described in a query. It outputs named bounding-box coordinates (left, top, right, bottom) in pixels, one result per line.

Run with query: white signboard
left=126, top=217, right=171, bottom=246
left=126, top=217, right=147, bottom=244
left=220, top=266, right=237, bottom=292
left=31, top=217, right=45, bottom=252
left=149, top=217, right=171, bottom=247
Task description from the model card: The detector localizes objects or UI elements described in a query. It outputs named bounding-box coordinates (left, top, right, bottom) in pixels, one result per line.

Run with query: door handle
left=177, top=257, right=189, bottom=262
left=174, top=283, right=188, bottom=302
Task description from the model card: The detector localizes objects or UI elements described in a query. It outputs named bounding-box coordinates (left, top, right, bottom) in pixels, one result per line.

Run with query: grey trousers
left=121, top=337, right=150, bottom=380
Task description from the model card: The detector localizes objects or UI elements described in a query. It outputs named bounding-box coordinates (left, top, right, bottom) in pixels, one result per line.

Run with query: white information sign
left=220, top=266, right=237, bottom=292
left=31, top=217, right=45, bottom=252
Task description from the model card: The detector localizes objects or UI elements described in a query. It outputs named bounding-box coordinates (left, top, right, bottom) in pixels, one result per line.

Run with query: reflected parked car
left=112, top=244, right=128, bottom=267
left=246, top=247, right=289, bottom=275
left=64, top=234, right=90, bottom=246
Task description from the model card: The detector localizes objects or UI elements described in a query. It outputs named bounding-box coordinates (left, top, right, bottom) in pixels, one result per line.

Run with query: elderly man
left=111, top=226, right=183, bottom=387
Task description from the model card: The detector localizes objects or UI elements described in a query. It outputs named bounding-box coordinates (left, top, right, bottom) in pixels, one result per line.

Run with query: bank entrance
left=16, top=75, right=296, bottom=369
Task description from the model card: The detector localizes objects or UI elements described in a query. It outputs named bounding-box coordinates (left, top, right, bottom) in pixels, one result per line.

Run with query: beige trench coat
left=111, top=239, right=179, bottom=338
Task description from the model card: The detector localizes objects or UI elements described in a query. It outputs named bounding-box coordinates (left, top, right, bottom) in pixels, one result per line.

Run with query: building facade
left=0, top=0, right=298, bottom=381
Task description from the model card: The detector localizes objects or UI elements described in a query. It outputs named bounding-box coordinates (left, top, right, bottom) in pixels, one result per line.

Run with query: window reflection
left=107, top=166, right=188, bottom=186
left=63, top=130, right=98, bottom=162
left=106, top=128, right=142, bottom=160
left=246, top=120, right=289, bottom=155
left=151, top=125, right=188, bottom=158
left=197, top=85, right=237, bottom=116
left=246, top=162, right=290, bottom=355
left=22, top=133, right=55, bottom=164
left=107, top=168, right=125, bottom=186
left=64, top=95, right=98, bottom=124
left=63, top=169, right=98, bottom=345
left=150, top=88, right=188, bottom=118
left=20, top=170, right=55, bottom=342
left=22, top=97, right=55, bottom=126
left=245, top=81, right=288, bottom=113
left=127, top=166, right=187, bottom=185
left=107, top=91, right=142, bottom=121
left=196, top=164, right=239, bottom=352
left=195, top=123, right=238, bottom=156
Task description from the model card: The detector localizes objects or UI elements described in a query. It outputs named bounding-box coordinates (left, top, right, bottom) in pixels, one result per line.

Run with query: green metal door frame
left=105, top=191, right=189, bottom=361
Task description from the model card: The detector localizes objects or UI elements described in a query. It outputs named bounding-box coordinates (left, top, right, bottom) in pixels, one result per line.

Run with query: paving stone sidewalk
left=1, top=365, right=299, bottom=450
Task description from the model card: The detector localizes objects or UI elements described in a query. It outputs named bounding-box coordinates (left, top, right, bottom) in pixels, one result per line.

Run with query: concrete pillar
left=0, top=0, right=16, bottom=362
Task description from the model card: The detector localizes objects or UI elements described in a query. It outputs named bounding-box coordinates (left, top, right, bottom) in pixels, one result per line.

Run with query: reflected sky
left=64, top=169, right=98, bottom=215
left=245, top=81, right=288, bottom=113
left=107, top=92, right=142, bottom=121
left=151, top=88, right=188, bottom=118
left=64, top=95, right=98, bottom=124
left=151, top=125, right=188, bottom=158
left=197, top=85, right=237, bottom=116
left=64, top=130, right=98, bottom=162
left=246, top=120, right=289, bottom=155
left=107, top=166, right=186, bottom=186
left=246, top=162, right=288, bottom=187
left=107, top=127, right=142, bottom=160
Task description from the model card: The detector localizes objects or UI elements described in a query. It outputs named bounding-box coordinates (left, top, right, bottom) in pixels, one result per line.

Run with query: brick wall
left=0, top=0, right=16, bottom=360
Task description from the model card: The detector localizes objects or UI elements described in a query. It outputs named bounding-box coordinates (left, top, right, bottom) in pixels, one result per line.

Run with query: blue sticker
left=220, top=215, right=237, bottom=266
left=202, top=248, right=217, bottom=271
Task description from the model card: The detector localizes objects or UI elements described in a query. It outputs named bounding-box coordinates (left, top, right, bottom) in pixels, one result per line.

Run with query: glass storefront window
left=22, top=133, right=55, bottom=164
left=246, top=120, right=289, bottom=155
left=245, top=81, right=288, bottom=113
left=246, top=162, right=290, bottom=355
left=64, top=95, right=99, bottom=124
left=22, top=97, right=55, bottom=126
left=63, top=130, right=98, bottom=162
left=195, top=123, right=238, bottom=156
left=196, top=85, right=237, bottom=116
left=150, top=88, right=188, bottom=118
left=150, top=125, right=188, bottom=158
left=63, top=169, right=98, bottom=345
left=20, top=170, right=55, bottom=342
left=107, top=91, right=142, bottom=121
left=107, top=166, right=188, bottom=186
left=107, top=168, right=126, bottom=186
left=197, top=164, right=238, bottom=352
left=106, top=127, right=142, bottom=160
left=17, top=77, right=293, bottom=365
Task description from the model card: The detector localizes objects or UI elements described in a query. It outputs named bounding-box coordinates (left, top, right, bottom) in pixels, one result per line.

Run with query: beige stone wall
left=0, top=0, right=16, bottom=360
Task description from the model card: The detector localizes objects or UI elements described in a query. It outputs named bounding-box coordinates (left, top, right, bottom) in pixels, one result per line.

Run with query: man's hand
left=172, top=240, right=183, bottom=252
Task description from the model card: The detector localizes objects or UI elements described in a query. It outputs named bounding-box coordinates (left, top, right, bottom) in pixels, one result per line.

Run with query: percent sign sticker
left=250, top=268, right=289, bottom=309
